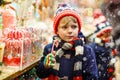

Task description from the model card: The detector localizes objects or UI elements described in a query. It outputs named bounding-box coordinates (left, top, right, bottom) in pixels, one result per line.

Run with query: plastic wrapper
left=2, top=27, right=32, bottom=68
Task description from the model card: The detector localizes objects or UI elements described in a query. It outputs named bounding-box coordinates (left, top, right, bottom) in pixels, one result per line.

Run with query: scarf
left=52, top=36, right=84, bottom=76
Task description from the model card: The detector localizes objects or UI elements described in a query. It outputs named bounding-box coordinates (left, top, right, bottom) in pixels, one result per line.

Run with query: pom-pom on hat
left=93, top=9, right=103, bottom=19
left=93, top=9, right=112, bottom=37
left=53, top=4, right=82, bottom=34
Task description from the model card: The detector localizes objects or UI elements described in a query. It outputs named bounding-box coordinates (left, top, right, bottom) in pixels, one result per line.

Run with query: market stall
left=0, top=0, right=53, bottom=79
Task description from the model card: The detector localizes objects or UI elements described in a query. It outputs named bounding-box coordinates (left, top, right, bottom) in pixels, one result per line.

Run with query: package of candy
left=2, top=27, right=32, bottom=68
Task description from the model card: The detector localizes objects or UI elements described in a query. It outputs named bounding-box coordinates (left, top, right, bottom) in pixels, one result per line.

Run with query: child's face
left=98, top=30, right=111, bottom=42
left=57, top=16, right=79, bottom=42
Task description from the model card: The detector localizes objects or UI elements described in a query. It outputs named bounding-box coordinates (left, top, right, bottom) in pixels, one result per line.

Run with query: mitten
left=94, top=37, right=102, bottom=44
left=44, top=52, right=56, bottom=68
left=74, top=38, right=84, bottom=55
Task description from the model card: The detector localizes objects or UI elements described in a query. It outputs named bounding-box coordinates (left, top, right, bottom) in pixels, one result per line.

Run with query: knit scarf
left=52, top=36, right=84, bottom=76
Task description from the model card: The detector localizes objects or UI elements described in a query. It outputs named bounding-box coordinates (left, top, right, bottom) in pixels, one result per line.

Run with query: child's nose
left=68, top=27, right=72, bottom=32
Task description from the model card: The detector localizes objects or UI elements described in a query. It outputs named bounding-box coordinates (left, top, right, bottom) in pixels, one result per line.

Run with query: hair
left=58, top=16, right=78, bottom=27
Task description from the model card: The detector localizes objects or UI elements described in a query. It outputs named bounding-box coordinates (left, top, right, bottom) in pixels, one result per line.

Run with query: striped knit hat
left=53, top=4, right=82, bottom=34
left=93, top=9, right=112, bottom=37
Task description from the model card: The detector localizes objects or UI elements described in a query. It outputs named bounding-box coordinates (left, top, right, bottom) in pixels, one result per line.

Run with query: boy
left=89, top=9, right=115, bottom=80
left=35, top=4, right=98, bottom=80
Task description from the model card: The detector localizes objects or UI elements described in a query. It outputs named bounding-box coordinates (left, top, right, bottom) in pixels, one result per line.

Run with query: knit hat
left=53, top=4, right=82, bottom=34
left=93, top=9, right=112, bottom=37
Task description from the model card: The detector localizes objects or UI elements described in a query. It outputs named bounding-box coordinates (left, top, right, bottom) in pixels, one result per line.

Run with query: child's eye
left=61, top=26, right=67, bottom=29
left=71, top=25, right=78, bottom=29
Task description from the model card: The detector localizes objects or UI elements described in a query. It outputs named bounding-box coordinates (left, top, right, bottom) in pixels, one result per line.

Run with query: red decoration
left=108, top=67, right=114, bottom=73
left=73, top=76, right=82, bottom=80
left=112, top=49, right=117, bottom=56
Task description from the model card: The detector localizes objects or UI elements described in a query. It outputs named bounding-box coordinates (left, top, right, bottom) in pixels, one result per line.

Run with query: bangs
left=58, top=16, right=77, bottom=26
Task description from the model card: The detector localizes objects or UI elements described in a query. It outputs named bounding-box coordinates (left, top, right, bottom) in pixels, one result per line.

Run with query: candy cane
left=51, top=39, right=59, bottom=55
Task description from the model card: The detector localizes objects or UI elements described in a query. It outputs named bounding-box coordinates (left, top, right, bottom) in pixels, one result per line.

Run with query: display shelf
left=0, top=58, right=40, bottom=80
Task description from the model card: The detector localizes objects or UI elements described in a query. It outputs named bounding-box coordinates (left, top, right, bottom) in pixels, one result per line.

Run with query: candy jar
left=2, top=8, right=16, bottom=36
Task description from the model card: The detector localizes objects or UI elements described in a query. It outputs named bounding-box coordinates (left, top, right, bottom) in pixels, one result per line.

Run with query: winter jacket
left=89, top=42, right=112, bottom=80
left=35, top=42, right=98, bottom=80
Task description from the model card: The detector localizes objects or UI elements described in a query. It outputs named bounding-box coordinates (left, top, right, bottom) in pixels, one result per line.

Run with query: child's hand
left=74, top=38, right=83, bottom=47
left=44, top=52, right=56, bottom=68
left=74, top=38, right=84, bottom=55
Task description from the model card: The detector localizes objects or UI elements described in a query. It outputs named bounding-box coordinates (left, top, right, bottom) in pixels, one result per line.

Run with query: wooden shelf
left=0, top=59, right=39, bottom=80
